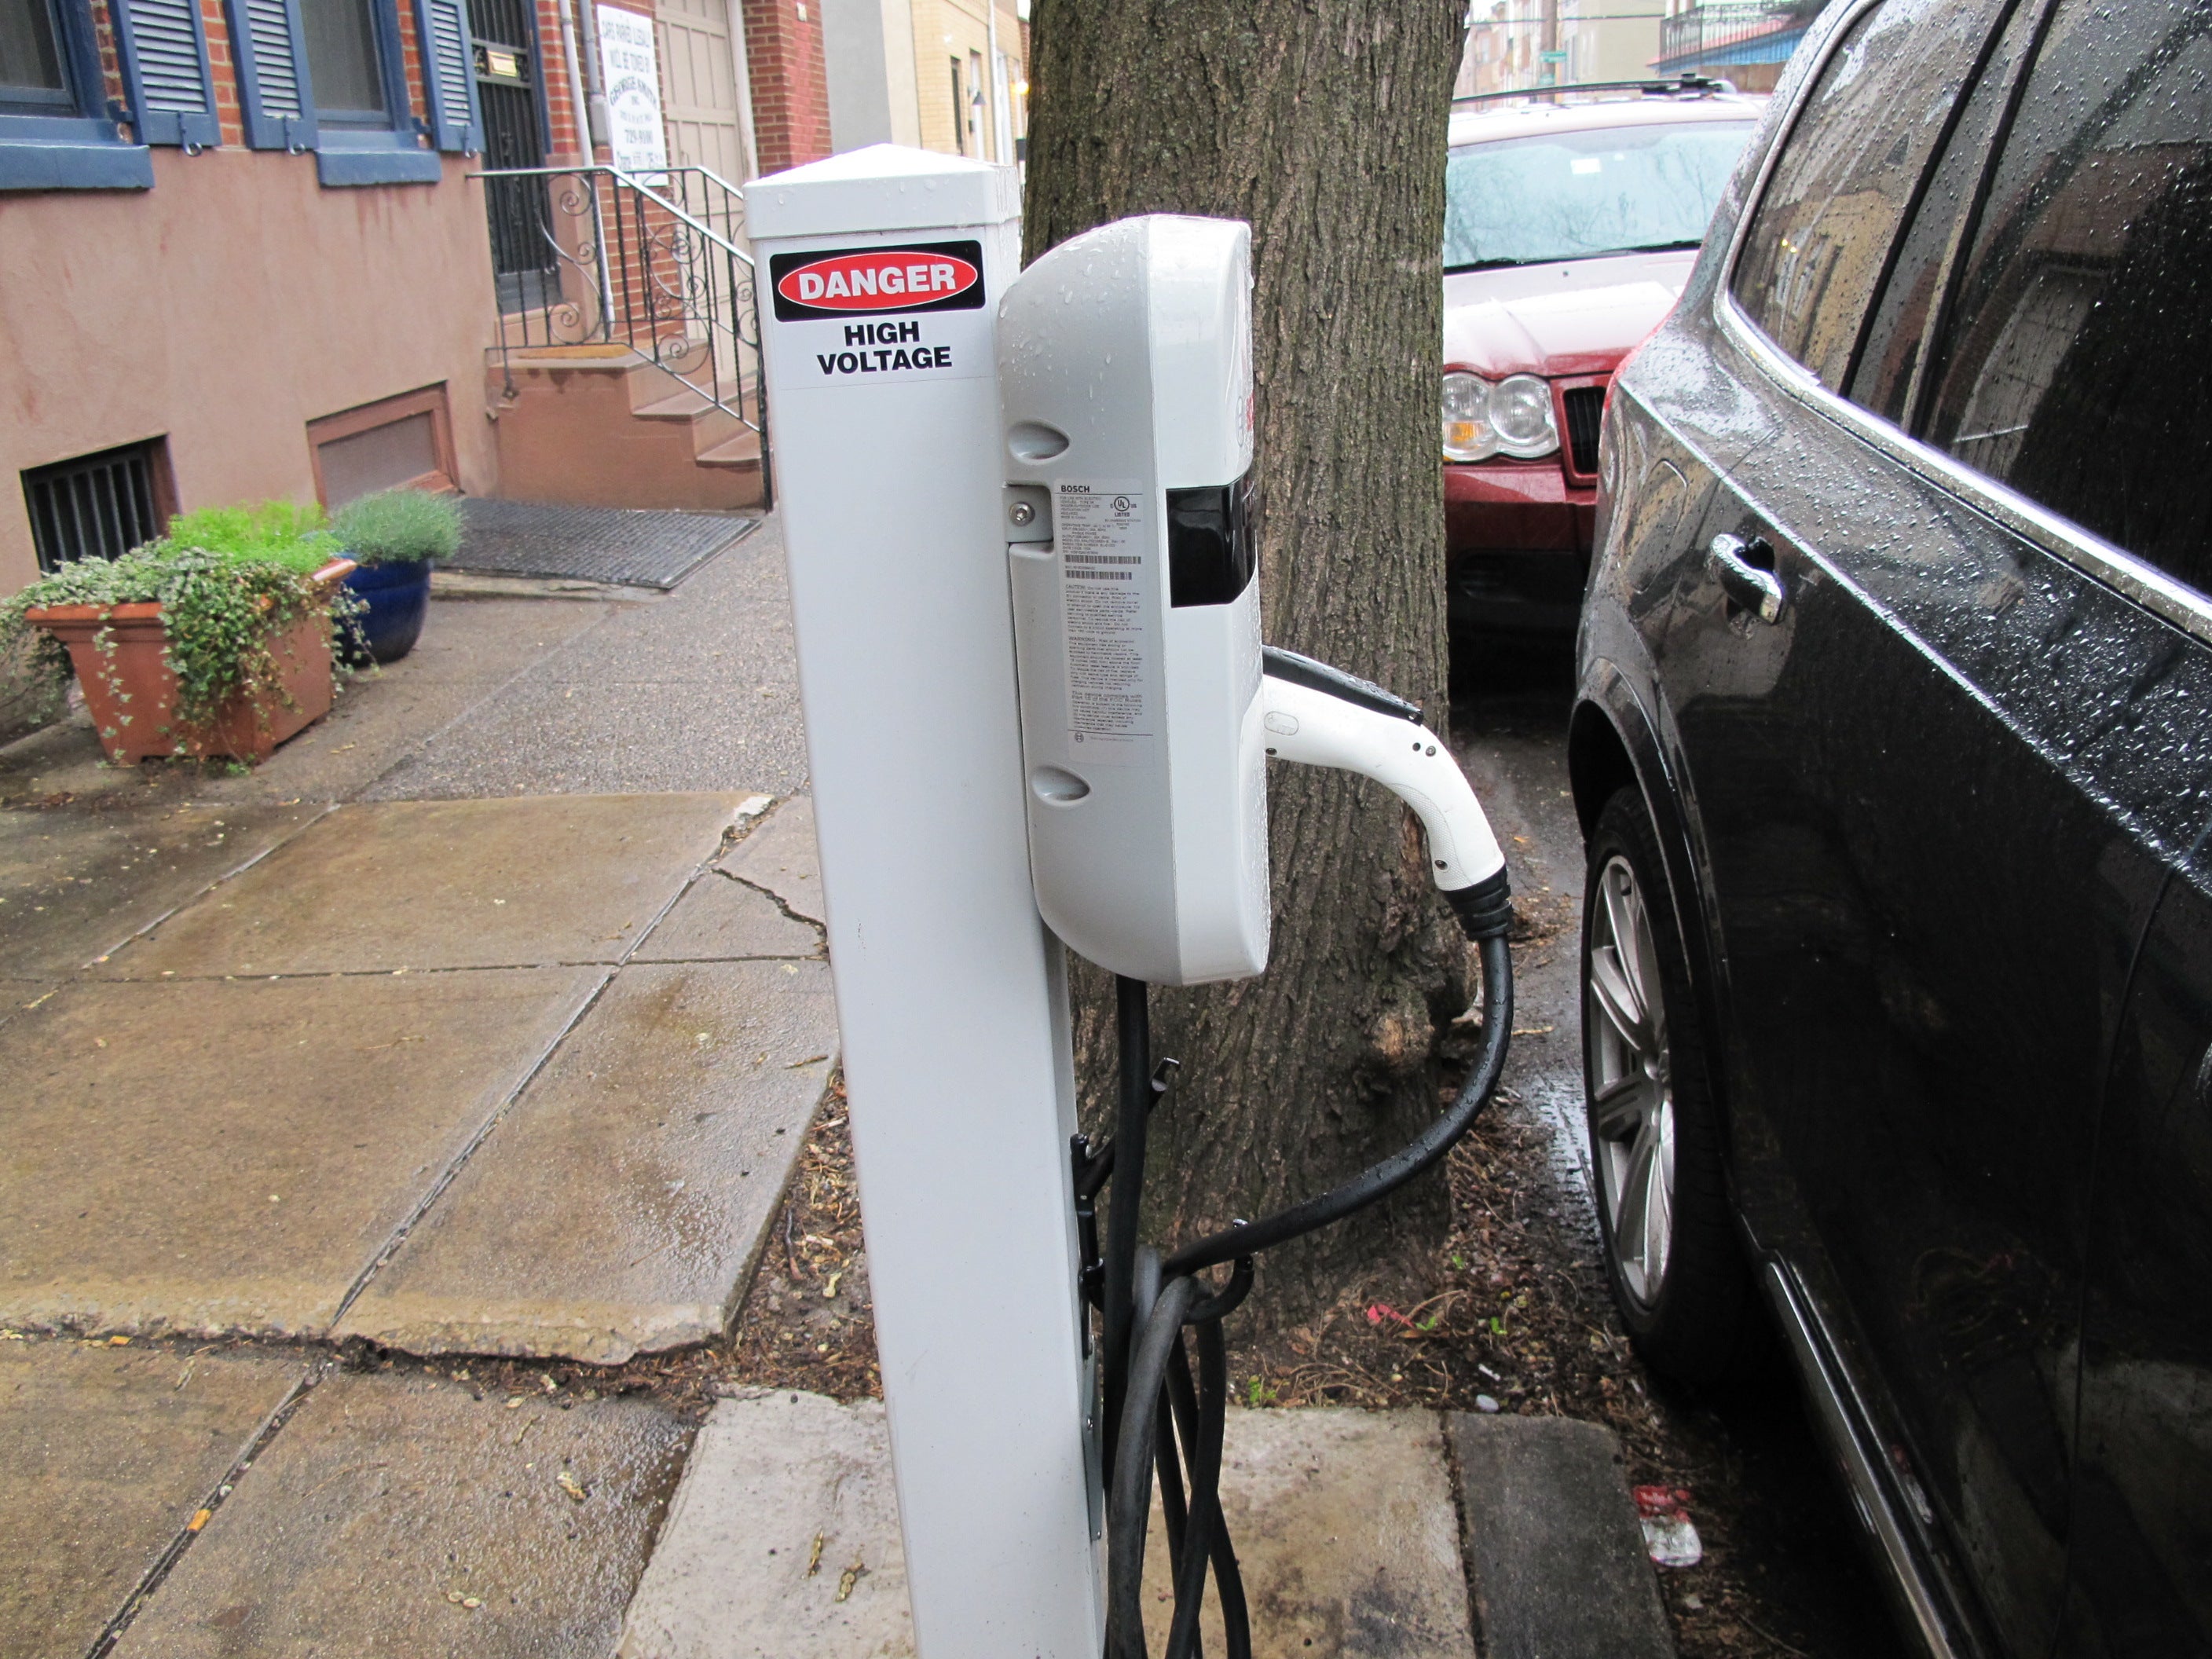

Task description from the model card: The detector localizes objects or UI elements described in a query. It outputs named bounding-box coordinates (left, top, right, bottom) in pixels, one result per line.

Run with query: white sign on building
left=596, top=5, right=668, bottom=179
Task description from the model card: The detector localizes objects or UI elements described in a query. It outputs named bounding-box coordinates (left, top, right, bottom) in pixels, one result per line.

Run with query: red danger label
left=768, top=240, right=986, bottom=321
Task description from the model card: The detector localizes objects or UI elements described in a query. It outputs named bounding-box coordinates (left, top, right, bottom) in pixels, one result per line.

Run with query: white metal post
left=744, top=145, right=1101, bottom=1658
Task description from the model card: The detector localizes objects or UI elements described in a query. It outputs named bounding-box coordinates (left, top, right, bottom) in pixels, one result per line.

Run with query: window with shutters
left=225, top=0, right=478, bottom=182
left=0, top=0, right=186, bottom=187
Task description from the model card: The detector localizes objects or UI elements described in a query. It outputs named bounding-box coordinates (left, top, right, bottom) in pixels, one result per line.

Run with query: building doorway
left=656, top=0, right=753, bottom=187
left=471, top=0, right=557, bottom=313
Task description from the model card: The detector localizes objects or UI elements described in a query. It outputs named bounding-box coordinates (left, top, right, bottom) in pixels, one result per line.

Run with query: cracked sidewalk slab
left=716, top=795, right=822, bottom=925
left=616, top=1397, right=1475, bottom=1658
left=0, top=1341, right=307, bottom=1659
left=633, top=870, right=822, bottom=961
left=110, top=1368, right=690, bottom=1658
left=336, top=958, right=839, bottom=1363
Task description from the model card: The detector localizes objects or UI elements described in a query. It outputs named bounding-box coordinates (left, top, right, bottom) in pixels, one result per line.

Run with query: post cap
left=744, top=145, right=1021, bottom=242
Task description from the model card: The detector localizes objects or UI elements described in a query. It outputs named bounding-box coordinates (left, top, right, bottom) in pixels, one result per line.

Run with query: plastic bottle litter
left=1634, top=1485, right=1702, bottom=1568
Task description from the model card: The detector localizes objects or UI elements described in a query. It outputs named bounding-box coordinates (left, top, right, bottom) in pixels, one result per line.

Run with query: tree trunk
left=1026, top=0, right=1471, bottom=1324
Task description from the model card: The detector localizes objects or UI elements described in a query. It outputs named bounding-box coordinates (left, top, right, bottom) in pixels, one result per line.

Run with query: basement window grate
left=22, top=441, right=167, bottom=573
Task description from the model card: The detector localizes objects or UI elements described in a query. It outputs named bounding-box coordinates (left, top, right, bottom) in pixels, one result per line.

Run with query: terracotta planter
left=25, top=559, right=357, bottom=764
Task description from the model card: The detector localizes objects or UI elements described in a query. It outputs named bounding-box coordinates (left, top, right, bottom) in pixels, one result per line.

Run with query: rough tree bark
left=1025, top=0, right=1471, bottom=1323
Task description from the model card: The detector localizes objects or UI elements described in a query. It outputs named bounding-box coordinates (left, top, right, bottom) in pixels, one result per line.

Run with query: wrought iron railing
left=1657, top=3, right=1816, bottom=65
left=473, top=163, right=767, bottom=495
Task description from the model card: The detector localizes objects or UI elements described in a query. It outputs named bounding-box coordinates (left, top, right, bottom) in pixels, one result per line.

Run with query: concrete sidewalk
left=0, top=516, right=1672, bottom=1657
left=3, top=522, right=840, bottom=1655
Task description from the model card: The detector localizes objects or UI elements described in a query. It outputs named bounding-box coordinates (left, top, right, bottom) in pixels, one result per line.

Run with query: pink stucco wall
left=0, top=146, right=500, bottom=590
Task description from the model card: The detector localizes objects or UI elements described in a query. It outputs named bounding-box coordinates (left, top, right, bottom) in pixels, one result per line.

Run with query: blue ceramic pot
left=340, top=558, right=431, bottom=665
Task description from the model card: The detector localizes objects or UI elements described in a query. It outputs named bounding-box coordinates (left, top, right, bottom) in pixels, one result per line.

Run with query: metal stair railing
left=474, top=163, right=771, bottom=504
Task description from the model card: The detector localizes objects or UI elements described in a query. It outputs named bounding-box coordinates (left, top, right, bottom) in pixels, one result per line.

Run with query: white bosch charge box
left=998, top=215, right=1269, bottom=987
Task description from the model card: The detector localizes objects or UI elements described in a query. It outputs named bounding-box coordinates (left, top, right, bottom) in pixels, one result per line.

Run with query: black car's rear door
left=1655, top=0, right=2212, bottom=1650
left=1928, top=3, right=2212, bottom=1649
left=2085, top=827, right=2212, bottom=1653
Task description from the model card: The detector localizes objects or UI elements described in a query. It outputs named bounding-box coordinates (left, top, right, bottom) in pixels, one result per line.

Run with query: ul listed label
left=1058, top=482, right=1155, bottom=766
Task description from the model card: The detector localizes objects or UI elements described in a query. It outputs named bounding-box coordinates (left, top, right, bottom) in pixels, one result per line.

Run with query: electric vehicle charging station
left=750, top=147, right=1515, bottom=1659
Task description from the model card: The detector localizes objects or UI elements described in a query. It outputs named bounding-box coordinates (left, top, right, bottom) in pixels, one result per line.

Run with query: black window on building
left=301, top=0, right=388, bottom=119
left=0, top=0, right=70, bottom=113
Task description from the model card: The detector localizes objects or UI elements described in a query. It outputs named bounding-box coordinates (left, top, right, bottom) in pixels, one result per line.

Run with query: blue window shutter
left=412, top=0, right=479, bottom=152
left=114, top=0, right=222, bottom=147
left=222, top=0, right=317, bottom=149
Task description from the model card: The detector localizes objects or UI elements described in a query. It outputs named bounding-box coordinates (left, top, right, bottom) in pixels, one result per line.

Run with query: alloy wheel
left=1586, top=851, right=1676, bottom=1308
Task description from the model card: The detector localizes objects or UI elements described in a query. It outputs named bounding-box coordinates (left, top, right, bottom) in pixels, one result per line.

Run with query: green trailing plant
left=331, top=488, right=463, bottom=566
left=0, top=503, right=359, bottom=745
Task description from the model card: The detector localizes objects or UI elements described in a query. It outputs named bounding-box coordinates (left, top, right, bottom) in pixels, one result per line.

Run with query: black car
left=1572, top=1, right=2212, bottom=1654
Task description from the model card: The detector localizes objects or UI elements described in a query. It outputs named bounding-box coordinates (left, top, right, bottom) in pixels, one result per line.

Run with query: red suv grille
left=1562, top=385, right=1606, bottom=476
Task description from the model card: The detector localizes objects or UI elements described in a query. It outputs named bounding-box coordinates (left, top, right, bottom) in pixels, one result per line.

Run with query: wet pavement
left=0, top=525, right=832, bottom=1653
left=0, top=1342, right=306, bottom=1659
left=335, top=957, right=836, bottom=1363
left=5, top=965, right=605, bottom=1338
left=108, top=1367, right=691, bottom=1658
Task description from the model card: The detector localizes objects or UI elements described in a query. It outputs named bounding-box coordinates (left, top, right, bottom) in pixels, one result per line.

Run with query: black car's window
left=1442, top=119, right=1754, bottom=271
left=1921, top=0, right=2212, bottom=597
left=1730, top=0, right=2011, bottom=390
left=1847, top=0, right=2044, bottom=423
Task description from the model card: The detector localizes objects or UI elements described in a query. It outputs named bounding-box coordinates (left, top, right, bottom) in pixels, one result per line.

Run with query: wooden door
left=655, top=0, right=751, bottom=185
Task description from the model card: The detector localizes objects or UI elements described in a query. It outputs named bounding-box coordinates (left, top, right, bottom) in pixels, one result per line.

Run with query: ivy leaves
left=2, top=540, right=362, bottom=745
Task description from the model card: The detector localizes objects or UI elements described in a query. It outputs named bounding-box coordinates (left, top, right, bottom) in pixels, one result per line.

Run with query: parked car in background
left=1574, top=0, right=2212, bottom=1654
left=1441, top=79, right=1762, bottom=636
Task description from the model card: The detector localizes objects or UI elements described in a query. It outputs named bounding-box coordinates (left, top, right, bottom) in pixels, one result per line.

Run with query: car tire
left=1582, top=786, right=1759, bottom=1384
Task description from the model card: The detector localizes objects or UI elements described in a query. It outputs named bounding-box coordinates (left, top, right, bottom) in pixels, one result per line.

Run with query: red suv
left=1444, top=81, right=1762, bottom=635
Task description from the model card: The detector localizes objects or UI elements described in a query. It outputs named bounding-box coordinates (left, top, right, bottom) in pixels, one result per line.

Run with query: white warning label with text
left=1057, top=482, right=1155, bottom=765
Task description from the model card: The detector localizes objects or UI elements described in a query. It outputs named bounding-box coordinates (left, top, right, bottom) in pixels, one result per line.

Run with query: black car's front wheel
left=1583, top=786, right=1757, bottom=1383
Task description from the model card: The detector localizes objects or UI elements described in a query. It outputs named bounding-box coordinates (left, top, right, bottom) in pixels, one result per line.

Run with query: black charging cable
left=1077, top=891, right=1514, bottom=1659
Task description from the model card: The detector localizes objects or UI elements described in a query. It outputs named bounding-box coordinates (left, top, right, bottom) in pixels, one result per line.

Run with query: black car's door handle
left=1708, top=533, right=1786, bottom=624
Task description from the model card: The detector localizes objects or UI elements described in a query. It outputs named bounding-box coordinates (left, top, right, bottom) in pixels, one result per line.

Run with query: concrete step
left=493, top=344, right=645, bottom=372
left=697, top=429, right=763, bottom=471
left=631, top=390, right=745, bottom=460
left=615, top=1397, right=1478, bottom=1658
left=489, top=356, right=764, bottom=510
left=632, top=387, right=718, bottom=421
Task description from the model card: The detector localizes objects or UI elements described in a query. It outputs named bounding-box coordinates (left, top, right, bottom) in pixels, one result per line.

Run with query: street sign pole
left=745, top=146, right=1101, bottom=1659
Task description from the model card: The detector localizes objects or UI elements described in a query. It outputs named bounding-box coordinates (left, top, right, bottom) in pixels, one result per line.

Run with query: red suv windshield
left=1444, top=120, right=1754, bottom=272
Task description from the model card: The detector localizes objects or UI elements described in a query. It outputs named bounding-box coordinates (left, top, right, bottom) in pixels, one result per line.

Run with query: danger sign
left=770, top=241, right=987, bottom=321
